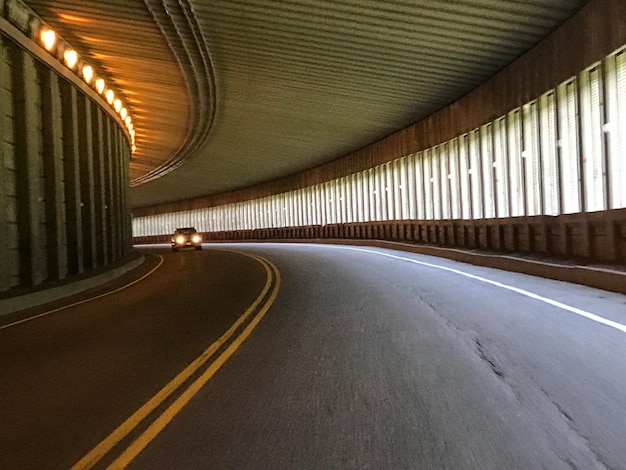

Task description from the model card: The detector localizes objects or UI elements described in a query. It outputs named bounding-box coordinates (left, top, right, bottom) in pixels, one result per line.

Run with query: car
left=171, top=227, right=203, bottom=251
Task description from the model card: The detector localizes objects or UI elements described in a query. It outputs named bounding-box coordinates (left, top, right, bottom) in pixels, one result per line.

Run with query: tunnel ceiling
left=24, top=0, right=590, bottom=209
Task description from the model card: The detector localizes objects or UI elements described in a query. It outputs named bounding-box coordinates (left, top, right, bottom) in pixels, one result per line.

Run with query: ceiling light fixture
left=40, top=28, right=56, bottom=51
left=63, top=49, right=78, bottom=69
left=82, top=65, right=94, bottom=83
left=95, top=78, right=105, bottom=94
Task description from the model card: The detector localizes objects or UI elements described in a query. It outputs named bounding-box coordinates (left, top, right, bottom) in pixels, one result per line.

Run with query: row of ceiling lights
left=38, top=28, right=136, bottom=153
left=3, top=0, right=136, bottom=152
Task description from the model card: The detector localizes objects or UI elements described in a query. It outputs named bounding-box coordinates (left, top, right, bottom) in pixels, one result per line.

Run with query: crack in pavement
left=539, top=388, right=615, bottom=470
left=414, top=290, right=612, bottom=470
left=475, top=338, right=505, bottom=379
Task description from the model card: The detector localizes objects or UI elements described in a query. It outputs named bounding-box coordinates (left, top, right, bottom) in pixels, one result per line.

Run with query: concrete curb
left=204, top=238, right=626, bottom=295
left=362, top=240, right=626, bottom=294
left=0, top=255, right=145, bottom=316
left=319, top=239, right=626, bottom=295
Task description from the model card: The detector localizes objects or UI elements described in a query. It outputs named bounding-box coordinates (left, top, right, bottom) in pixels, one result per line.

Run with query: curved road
left=1, top=243, right=626, bottom=469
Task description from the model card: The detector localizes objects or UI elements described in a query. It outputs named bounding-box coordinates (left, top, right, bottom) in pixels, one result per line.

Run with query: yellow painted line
left=71, top=252, right=277, bottom=470
left=106, top=256, right=281, bottom=469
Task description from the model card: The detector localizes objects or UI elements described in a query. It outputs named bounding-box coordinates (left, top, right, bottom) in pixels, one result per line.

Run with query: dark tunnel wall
left=0, top=5, right=133, bottom=296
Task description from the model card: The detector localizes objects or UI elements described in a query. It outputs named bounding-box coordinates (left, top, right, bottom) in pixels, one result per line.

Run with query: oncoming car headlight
left=176, top=235, right=185, bottom=244
left=191, top=234, right=202, bottom=244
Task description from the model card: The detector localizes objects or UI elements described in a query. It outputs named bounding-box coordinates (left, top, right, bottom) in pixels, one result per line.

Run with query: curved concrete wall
left=132, top=0, right=626, bottom=290
left=0, top=3, right=132, bottom=296
left=135, top=212, right=626, bottom=294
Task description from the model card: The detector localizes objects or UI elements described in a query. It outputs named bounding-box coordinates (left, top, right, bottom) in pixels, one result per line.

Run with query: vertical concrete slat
left=92, top=106, right=106, bottom=266
left=112, top=123, right=123, bottom=258
left=11, top=47, right=46, bottom=286
left=39, top=66, right=67, bottom=281
left=113, top=128, right=122, bottom=253
left=103, top=116, right=116, bottom=261
left=121, top=133, right=132, bottom=253
left=119, top=135, right=132, bottom=253
left=77, top=95, right=96, bottom=270
left=0, top=38, right=7, bottom=291
left=575, top=77, right=587, bottom=214
left=0, top=36, right=18, bottom=291
left=60, top=81, right=83, bottom=275
left=598, top=62, right=610, bottom=214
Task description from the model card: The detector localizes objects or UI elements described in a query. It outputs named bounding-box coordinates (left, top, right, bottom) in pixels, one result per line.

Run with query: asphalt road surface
left=1, top=243, right=626, bottom=470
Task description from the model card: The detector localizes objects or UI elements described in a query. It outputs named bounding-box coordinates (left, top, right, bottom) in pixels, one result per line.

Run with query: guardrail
left=134, top=208, right=626, bottom=264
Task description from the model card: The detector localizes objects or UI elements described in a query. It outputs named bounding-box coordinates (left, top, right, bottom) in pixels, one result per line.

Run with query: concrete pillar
left=103, top=117, right=117, bottom=261
left=123, top=134, right=132, bottom=251
left=60, top=81, right=84, bottom=275
left=112, top=129, right=120, bottom=248
left=40, top=66, right=68, bottom=281
left=77, top=95, right=97, bottom=270
left=91, top=107, right=107, bottom=266
left=122, top=135, right=132, bottom=253
left=115, top=129, right=124, bottom=252
left=0, top=37, right=19, bottom=292
left=11, top=46, right=47, bottom=286
left=110, top=123, right=121, bottom=256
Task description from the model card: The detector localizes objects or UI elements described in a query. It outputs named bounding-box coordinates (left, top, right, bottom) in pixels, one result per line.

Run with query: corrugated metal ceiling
left=24, top=0, right=590, bottom=208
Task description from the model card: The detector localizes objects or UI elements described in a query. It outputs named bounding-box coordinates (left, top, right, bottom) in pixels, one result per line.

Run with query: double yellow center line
left=72, top=252, right=281, bottom=469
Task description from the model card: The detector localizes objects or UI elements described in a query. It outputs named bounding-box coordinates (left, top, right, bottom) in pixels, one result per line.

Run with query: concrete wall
left=134, top=209, right=626, bottom=293
left=135, top=209, right=626, bottom=265
left=0, top=27, right=132, bottom=296
left=131, top=0, right=626, bottom=293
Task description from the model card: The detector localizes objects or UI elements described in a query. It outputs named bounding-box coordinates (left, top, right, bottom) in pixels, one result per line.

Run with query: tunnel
left=1, top=1, right=626, bottom=468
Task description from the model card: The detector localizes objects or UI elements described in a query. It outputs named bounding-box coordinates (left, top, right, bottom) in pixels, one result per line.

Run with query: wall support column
left=77, top=95, right=96, bottom=270
left=92, top=107, right=107, bottom=266
left=103, top=117, right=117, bottom=261
left=12, top=46, right=46, bottom=286
left=60, top=81, right=83, bottom=275
left=0, top=36, right=18, bottom=291
left=40, top=66, right=67, bottom=281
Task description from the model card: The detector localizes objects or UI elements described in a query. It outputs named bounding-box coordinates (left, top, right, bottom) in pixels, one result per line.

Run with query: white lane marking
left=0, top=255, right=164, bottom=331
left=343, top=246, right=626, bottom=334
left=379, top=242, right=626, bottom=275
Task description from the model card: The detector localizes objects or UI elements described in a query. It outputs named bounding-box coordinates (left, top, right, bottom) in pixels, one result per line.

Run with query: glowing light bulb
left=63, top=49, right=78, bottom=69
left=82, top=65, right=93, bottom=83
left=120, top=108, right=127, bottom=120
left=95, top=78, right=105, bottom=94
left=105, top=89, right=114, bottom=105
left=124, top=116, right=131, bottom=126
left=40, top=29, right=56, bottom=51
left=114, top=99, right=122, bottom=113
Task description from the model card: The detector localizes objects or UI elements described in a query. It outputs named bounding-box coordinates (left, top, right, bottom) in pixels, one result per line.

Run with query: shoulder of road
left=0, top=252, right=150, bottom=321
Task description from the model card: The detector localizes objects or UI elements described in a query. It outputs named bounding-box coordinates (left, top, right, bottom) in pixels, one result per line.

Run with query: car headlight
left=191, top=234, right=202, bottom=243
left=176, top=236, right=185, bottom=244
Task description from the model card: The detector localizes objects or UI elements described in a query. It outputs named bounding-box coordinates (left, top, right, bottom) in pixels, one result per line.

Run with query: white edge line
left=344, top=246, right=626, bottom=335
left=366, top=240, right=626, bottom=276
left=0, top=255, right=165, bottom=331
